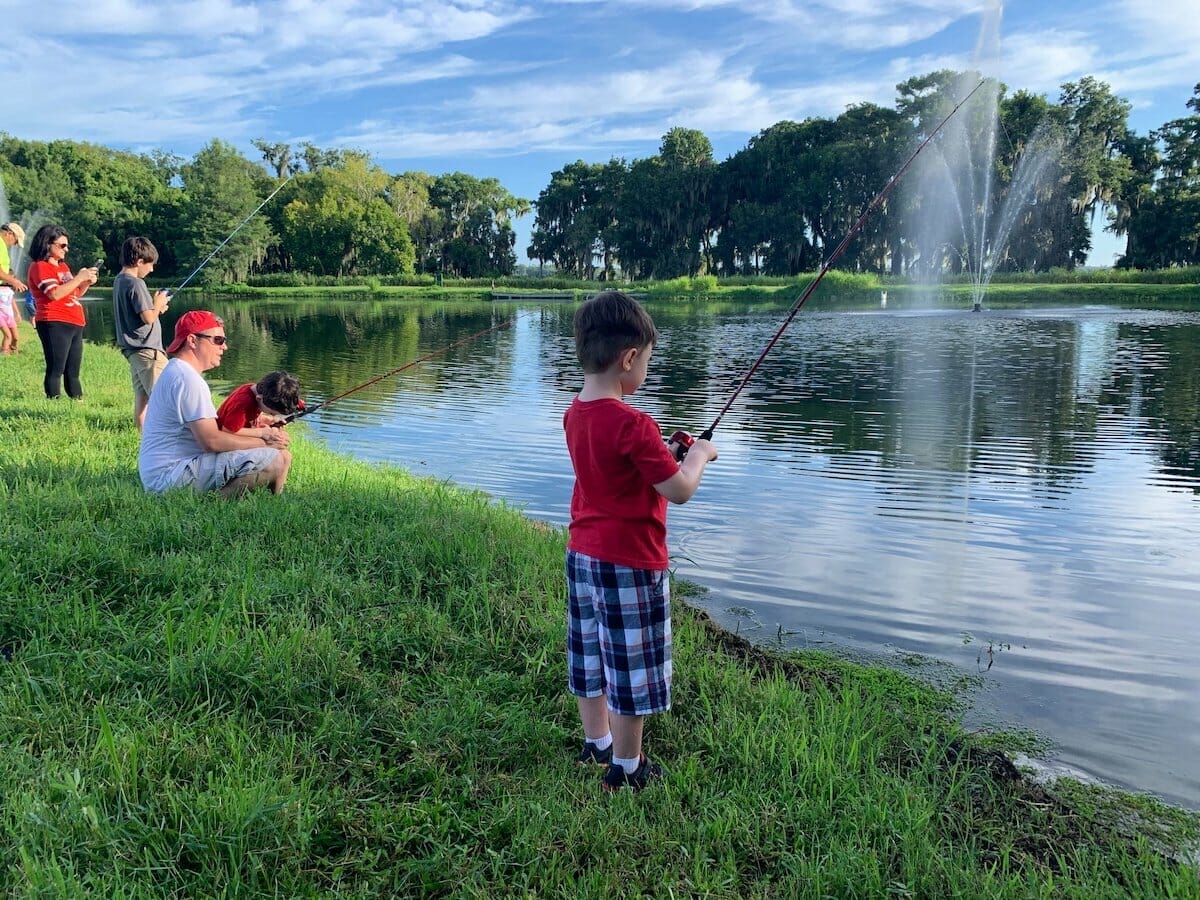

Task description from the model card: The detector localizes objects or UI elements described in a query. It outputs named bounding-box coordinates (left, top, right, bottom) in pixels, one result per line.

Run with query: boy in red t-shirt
left=563, top=290, right=718, bottom=792
left=216, top=370, right=304, bottom=436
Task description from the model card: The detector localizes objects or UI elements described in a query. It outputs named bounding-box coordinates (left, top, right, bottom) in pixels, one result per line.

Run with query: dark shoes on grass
left=576, top=741, right=613, bottom=766
left=601, top=755, right=665, bottom=793
left=576, top=743, right=665, bottom=792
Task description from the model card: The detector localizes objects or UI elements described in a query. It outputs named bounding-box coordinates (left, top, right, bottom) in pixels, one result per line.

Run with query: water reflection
left=83, top=297, right=1200, bottom=807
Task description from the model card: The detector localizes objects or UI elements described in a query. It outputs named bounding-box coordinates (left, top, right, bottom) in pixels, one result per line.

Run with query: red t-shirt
left=29, top=259, right=86, bottom=326
left=564, top=396, right=681, bottom=570
left=216, top=383, right=261, bottom=432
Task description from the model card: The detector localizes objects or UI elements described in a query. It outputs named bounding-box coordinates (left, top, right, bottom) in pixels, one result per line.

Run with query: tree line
left=0, top=70, right=1196, bottom=284
left=530, top=73, right=1200, bottom=278
left=0, top=138, right=527, bottom=284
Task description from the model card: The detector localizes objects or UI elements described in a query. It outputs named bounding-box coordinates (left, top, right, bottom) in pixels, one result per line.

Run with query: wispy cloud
left=3, top=1, right=526, bottom=144
left=0, top=0, right=1193, bottom=165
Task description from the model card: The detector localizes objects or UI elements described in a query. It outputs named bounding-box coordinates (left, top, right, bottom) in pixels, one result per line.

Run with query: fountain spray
left=669, top=79, right=988, bottom=457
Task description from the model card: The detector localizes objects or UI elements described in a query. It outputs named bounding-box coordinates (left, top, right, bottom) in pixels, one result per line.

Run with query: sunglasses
left=194, top=334, right=228, bottom=346
left=53, top=241, right=69, bottom=249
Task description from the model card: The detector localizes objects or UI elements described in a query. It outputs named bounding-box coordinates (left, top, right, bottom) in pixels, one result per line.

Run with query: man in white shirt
left=139, top=310, right=292, bottom=497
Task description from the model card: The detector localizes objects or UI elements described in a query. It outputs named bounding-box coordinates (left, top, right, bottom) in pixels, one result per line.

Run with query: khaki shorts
left=127, top=349, right=167, bottom=402
left=150, top=447, right=280, bottom=494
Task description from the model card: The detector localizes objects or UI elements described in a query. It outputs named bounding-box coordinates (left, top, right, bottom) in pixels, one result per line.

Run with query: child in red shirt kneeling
left=563, top=290, right=718, bottom=792
left=217, top=370, right=304, bottom=436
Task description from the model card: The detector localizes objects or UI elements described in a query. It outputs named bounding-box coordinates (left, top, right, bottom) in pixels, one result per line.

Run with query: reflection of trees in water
left=1100, top=323, right=1200, bottom=489
left=109, top=300, right=1200, bottom=491
left=653, top=315, right=1091, bottom=482
left=650, top=312, right=1200, bottom=494
left=167, top=300, right=519, bottom=420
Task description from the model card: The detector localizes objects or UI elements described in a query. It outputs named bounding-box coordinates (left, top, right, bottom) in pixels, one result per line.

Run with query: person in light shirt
left=139, top=310, right=292, bottom=497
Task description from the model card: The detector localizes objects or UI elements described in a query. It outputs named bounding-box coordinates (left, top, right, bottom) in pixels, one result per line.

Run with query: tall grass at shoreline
left=174, top=271, right=1200, bottom=309
left=0, top=324, right=1196, bottom=896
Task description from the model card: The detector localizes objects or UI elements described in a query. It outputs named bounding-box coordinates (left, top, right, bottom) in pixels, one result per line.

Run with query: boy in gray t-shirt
left=112, top=236, right=171, bottom=429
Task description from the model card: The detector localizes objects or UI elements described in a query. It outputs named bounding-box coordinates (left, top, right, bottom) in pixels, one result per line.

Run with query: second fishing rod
left=668, top=79, right=987, bottom=459
left=162, top=174, right=294, bottom=302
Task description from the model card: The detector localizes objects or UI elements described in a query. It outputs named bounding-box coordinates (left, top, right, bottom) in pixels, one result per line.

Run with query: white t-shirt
left=139, top=358, right=217, bottom=492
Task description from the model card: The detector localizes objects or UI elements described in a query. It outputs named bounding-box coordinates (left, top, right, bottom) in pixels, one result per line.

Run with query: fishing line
left=171, top=174, right=294, bottom=294
left=278, top=309, right=533, bottom=425
left=679, top=78, right=988, bottom=451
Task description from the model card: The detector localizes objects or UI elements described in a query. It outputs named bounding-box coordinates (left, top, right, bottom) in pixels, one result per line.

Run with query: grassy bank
left=1, top=326, right=1197, bottom=897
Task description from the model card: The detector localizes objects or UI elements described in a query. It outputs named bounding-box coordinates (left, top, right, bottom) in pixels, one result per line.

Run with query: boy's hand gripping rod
left=167, top=174, right=294, bottom=297
left=669, top=78, right=987, bottom=460
left=275, top=311, right=532, bottom=426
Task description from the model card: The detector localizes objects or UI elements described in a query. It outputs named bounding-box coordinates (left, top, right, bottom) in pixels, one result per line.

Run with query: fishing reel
left=667, top=429, right=695, bottom=462
left=272, top=399, right=309, bottom=428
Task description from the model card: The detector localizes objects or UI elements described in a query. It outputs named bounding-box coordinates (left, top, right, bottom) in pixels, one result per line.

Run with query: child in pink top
left=0, top=222, right=27, bottom=354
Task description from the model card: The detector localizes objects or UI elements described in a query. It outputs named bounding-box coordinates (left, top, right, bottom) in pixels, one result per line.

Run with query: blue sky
left=4, top=0, right=1197, bottom=265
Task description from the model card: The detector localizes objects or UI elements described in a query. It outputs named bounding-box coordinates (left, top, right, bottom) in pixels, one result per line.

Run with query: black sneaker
left=602, top=755, right=665, bottom=792
left=576, top=741, right=613, bottom=766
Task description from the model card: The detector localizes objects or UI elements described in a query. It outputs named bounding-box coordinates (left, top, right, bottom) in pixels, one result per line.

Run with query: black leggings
left=35, top=321, right=84, bottom=399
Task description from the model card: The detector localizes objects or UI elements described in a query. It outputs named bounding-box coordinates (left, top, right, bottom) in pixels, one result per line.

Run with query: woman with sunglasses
left=27, top=224, right=99, bottom=399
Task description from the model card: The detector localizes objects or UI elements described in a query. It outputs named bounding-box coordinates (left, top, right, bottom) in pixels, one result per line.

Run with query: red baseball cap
left=167, top=310, right=224, bottom=354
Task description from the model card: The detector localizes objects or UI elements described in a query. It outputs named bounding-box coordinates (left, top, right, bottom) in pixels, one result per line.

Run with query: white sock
left=612, top=753, right=640, bottom=774
left=587, top=732, right=613, bottom=752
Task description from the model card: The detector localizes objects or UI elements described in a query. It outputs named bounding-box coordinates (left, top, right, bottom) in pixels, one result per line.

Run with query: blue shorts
left=566, top=549, right=672, bottom=717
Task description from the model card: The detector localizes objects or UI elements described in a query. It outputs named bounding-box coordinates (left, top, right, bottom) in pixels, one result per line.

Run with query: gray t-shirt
left=113, top=271, right=162, bottom=353
left=139, top=358, right=217, bottom=492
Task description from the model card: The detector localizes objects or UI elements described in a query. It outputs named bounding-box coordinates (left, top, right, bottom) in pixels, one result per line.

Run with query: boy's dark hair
left=573, top=290, right=658, bottom=373
left=29, top=223, right=68, bottom=262
left=120, top=236, right=159, bottom=268
left=256, top=370, right=304, bottom=415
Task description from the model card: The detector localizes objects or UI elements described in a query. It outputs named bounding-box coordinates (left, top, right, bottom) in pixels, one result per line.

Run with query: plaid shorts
left=566, top=549, right=672, bottom=717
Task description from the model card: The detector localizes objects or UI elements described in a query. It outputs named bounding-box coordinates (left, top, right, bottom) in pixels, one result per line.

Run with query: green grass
left=1, top=323, right=1197, bottom=897
left=169, top=271, right=1200, bottom=310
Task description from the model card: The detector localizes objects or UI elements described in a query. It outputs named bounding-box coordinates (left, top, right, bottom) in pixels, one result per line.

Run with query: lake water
left=85, top=295, right=1200, bottom=808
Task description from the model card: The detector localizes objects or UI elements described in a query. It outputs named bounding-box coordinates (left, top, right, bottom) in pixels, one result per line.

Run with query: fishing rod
left=277, top=310, right=531, bottom=426
left=170, top=174, right=294, bottom=295
left=670, top=78, right=987, bottom=458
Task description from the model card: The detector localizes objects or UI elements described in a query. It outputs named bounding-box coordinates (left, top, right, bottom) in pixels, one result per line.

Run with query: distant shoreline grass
left=1, top=325, right=1196, bottom=896
left=150, top=268, right=1200, bottom=308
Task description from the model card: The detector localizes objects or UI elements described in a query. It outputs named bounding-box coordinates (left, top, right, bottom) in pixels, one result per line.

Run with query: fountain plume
left=908, top=1, right=1062, bottom=310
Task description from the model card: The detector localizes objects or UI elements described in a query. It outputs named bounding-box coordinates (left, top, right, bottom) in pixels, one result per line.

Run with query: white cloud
left=1054, top=0, right=1200, bottom=123
left=338, top=49, right=902, bottom=159
left=1, top=2, right=526, bottom=146
left=998, top=30, right=1099, bottom=95
left=0, top=0, right=1194, bottom=164
left=1114, top=0, right=1200, bottom=55
left=605, top=0, right=982, bottom=48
